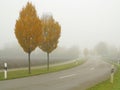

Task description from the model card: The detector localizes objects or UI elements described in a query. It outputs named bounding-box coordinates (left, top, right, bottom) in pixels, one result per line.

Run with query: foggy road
left=0, top=57, right=111, bottom=90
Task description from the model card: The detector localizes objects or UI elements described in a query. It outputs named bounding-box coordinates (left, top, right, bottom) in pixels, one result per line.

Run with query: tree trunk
left=47, top=52, right=49, bottom=70
left=28, top=53, right=31, bottom=74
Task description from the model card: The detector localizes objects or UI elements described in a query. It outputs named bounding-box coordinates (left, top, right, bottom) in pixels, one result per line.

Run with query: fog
left=0, top=0, right=120, bottom=68
left=0, top=0, right=120, bottom=49
left=0, top=44, right=80, bottom=60
left=0, top=44, right=80, bottom=68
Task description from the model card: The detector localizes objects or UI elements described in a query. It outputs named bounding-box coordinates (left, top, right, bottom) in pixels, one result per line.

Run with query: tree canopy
left=39, top=15, right=61, bottom=53
left=15, top=2, right=42, bottom=54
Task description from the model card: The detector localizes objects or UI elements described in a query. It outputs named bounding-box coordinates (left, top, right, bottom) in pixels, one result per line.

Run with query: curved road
left=0, top=57, right=111, bottom=90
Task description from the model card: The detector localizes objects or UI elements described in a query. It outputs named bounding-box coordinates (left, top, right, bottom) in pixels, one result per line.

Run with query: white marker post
left=110, top=65, right=114, bottom=83
left=4, top=63, right=7, bottom=79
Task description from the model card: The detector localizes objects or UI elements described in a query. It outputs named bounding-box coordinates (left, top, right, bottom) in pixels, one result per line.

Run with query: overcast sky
left=0, top=0, right=120, bottom=49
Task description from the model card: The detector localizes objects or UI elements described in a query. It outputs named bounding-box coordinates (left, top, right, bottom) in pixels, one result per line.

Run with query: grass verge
left=87, top=65, right=120, bottom=90
left=0, top=59, right=85, bottom=81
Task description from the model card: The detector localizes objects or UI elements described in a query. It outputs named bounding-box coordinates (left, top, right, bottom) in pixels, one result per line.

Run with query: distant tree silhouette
left=95, top=42, right=108, bottom=56
left=83, top=48, right=89, bottom=57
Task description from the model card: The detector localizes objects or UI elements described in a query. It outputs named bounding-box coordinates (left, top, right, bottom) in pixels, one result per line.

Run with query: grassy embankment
left=0, top=59, right=85, bottom=81
left=87, top=60, right=120, bottom=90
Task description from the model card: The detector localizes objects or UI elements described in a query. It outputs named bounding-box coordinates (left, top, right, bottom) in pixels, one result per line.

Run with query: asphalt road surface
left=0, top=57, right=111, bottom=90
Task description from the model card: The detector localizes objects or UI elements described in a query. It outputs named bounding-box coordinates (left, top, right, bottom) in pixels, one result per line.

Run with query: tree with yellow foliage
left=15, top=2, right=42, bottom=74
left=39, top=15, right=61, bottom=70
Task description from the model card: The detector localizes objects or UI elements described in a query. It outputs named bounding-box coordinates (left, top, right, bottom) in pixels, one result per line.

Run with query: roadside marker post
left=4, top=63, right=7, bottom=79
left=110, top=65, right=114, bottom=83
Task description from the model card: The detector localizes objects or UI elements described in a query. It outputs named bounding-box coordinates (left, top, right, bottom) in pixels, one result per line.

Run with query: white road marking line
left=90, top=67, right=95, bottom=70
left=59, top=74, right=76, bottom=79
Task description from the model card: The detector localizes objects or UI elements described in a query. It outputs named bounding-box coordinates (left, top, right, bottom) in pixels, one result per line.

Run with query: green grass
left=0, top=59, right=85, bottom=81
left=87, top=65, right=120, bottom=90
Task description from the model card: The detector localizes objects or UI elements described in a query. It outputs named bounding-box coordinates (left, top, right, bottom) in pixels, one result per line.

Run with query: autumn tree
left=15, top=2, right=42, bottom=74
left=39, top=15, right=61, bottom=70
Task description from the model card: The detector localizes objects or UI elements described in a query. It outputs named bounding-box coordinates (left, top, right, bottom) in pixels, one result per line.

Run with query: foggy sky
left=0, top=0, right=120, bottom=49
